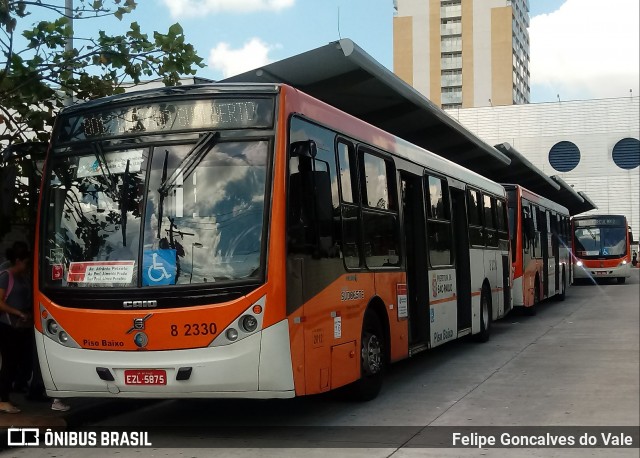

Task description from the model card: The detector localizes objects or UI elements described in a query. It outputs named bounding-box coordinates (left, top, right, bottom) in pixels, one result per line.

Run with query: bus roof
left=56, top=82, right=505, bottom=197
left=286, top=86, right=505, bottom=197
left=504, top=184, right=569, bottom=215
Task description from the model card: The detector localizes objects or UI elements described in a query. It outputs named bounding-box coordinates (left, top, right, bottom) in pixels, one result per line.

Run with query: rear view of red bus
left=505, top=185, right=572, bottom=314
left=572, top=215, right=632, bottom=283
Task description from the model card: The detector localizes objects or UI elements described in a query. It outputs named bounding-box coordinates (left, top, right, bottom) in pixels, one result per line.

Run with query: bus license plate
left=124, top=369, right=167, bottom=385
left=595, top=271, right=606, bottom=275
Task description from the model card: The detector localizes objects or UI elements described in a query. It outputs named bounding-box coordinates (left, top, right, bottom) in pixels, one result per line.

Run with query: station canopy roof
left=222, top=39, right=595, bottom=215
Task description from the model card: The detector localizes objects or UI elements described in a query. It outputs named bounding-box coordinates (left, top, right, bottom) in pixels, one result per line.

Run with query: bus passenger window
left=427, top=176, right=452, bottom=266
left=362, top=154, right=391, bottom=210
left=522, top=205, right=534, bottom=254
left=341, top=205, right=361, bottom=268
left=483, top=195, right=498, bottom=248
left=467, top=189, right=484, bottom=246
left=496, top=199, right=509, bottom=251
left=363, top=213, right=400, bottom=267
left=337, top=142, right=355, bottom=203
left=359, top=150, right=399, bottom=268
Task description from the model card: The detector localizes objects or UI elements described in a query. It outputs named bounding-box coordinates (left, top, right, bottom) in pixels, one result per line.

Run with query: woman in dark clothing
left=0, top=241, right=32, bottom=414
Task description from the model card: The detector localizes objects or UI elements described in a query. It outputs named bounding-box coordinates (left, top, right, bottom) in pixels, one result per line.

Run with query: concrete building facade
left=446, top=96, right=640, bottom=232
left=394, top=0, right=530, bottom=108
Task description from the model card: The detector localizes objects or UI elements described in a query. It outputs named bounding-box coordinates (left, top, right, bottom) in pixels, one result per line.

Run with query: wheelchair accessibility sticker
left=142, top=250, right=177, bottom=286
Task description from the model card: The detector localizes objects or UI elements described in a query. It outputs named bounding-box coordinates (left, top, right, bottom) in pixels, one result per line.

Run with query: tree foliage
left=0, top=0, right=204, bottom=146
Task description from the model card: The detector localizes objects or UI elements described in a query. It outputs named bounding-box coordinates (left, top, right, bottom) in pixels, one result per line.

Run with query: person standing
left=0, top=241, right=69, bottom=413
left=0, top=241, right=32, bottom=413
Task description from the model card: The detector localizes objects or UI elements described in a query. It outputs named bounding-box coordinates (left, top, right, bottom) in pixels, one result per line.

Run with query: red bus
left=572, top=215, right=632, bottom=283
left=505, top=185, right=572, bottom=314
left=34, top=84, right=511, bottom=401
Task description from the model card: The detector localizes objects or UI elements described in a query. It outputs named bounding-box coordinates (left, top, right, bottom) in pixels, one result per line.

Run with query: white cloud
left=164, top=0, right=294, bottom=18
left=208, top=38, right=276, bottom=78
left=530, top=0, right=639, bottom=100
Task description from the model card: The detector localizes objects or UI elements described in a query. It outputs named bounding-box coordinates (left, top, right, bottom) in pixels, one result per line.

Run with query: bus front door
left=451, top=188, right=472, bottom=331
left=401, top=174, right=429, bottom=347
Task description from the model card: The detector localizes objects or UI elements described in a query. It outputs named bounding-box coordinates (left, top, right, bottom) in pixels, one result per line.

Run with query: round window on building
left=612, top=138, right=640, bottom=170
left=549, top=141, right=581, bottom=172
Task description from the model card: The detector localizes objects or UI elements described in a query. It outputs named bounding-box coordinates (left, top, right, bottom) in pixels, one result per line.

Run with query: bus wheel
left=350, top=310, right=385, bottom=401
left=558, top=270, right=566, bottom=301
left=617, top=277, right=626, bottom=284
left=474, top=285, right=492, bottom=343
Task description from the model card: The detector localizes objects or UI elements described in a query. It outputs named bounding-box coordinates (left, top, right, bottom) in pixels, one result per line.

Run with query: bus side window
left=337, top=140, right=361, bottom=268
left=360, top=150, right=400, bottom=268
left=529, top=205, right=537, bottom=257
left=467, top=189, right=484, bottom=246
left=522, top=204, right=533, bottom=254
left=483, top=195, right=498, bottom=248
left=288, top=118, right=341, bottom=259
left=496, top=198, right=509, bottom=250
left=426, top=175, right=452, bottom=266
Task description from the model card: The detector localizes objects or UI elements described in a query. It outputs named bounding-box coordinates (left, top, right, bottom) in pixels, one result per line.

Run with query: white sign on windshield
left=77, top=150, right=144, bottom=178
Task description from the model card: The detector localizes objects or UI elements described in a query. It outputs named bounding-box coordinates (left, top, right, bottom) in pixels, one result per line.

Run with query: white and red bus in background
left=505, top=185, right=572, bottom=314
left=34, top=83, right=512, bottom=401
left=572, top=215, right=632, bottom=284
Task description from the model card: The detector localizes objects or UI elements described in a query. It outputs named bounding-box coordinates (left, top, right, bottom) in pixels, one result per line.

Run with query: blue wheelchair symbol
left=142, top=249, right=176, bottom=286
left=602, top=248, right=609, bottom=256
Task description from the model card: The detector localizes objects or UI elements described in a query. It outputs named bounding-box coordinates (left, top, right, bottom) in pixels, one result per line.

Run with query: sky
left=22, top=0, right=640, bottom=103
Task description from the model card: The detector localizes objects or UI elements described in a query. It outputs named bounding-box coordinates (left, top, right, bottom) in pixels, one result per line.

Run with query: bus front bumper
left=36, top=319, right=295, bottom=399
left=573, top=262, right=631, bottom=280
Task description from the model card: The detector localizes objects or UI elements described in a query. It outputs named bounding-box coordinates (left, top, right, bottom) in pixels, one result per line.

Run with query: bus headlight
left=576, top=261, right=583, bottom=267
left=241, top=315, right=258, bottom=333
left=210, top=296, right=265, bottom=347
left=620, top=260, right=627, bottom=266
left=47, top=320, right=59, bottom=335
left=40, top=304, right=80, bottom=349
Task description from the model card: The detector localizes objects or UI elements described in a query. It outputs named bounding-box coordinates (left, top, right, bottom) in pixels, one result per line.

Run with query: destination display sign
left=57, top=98, right=274, bottom=143
left=574, top=216, right=626, bottom=227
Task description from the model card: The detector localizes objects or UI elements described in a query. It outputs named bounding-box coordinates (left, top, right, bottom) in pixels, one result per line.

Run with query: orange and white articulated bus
left=505, top=185, right=571, bottom=314
left=35, top=84, right=511, bottom=401
left=572, top=215, right=632, bottom=284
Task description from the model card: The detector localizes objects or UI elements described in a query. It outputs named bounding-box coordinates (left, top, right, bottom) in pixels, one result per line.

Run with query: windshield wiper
left=121, top=159, right=130, bottom=247
left=156, top=131, right=220, bottom=239
left=157, top=131, right=220, bottom=197
left=157, top=150, right=169, bottom=239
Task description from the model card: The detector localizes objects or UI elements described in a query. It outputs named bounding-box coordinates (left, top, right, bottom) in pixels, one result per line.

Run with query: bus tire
left=558, top=270, right=566, bottom=301
left=474, top=284, right=492, bottom=343
left=617, top=277, right=626, bottom=284
left=350, top=310, right=385, bottom=401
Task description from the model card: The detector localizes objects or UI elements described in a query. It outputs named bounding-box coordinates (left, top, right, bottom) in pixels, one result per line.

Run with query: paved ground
left=2, top=269, right=638, bottom=456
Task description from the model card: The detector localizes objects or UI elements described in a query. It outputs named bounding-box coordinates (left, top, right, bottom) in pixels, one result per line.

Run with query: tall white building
left=394, top=0, right=530, bottom=108
left=446, top=96, right=640, bottom=231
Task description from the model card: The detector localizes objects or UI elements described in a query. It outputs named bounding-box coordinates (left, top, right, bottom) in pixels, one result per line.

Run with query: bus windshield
left=573, top=226, right=627, bottom=259
left=43, top=140, right=269, bottom=288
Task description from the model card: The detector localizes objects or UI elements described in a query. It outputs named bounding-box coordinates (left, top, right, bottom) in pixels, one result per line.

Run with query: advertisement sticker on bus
left=429, top=270, right=456, bottom=302
left=396, top=284, right=408, bottom=319
left=67, top=261, right=135, bottom=284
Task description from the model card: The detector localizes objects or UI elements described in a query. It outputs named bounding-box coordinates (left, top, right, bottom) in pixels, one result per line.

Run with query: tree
left=0, top=0, right=204, bottom=147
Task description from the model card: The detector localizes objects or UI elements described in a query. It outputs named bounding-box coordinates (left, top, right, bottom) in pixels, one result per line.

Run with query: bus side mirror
left=290, top=140, right=317, bottom=159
